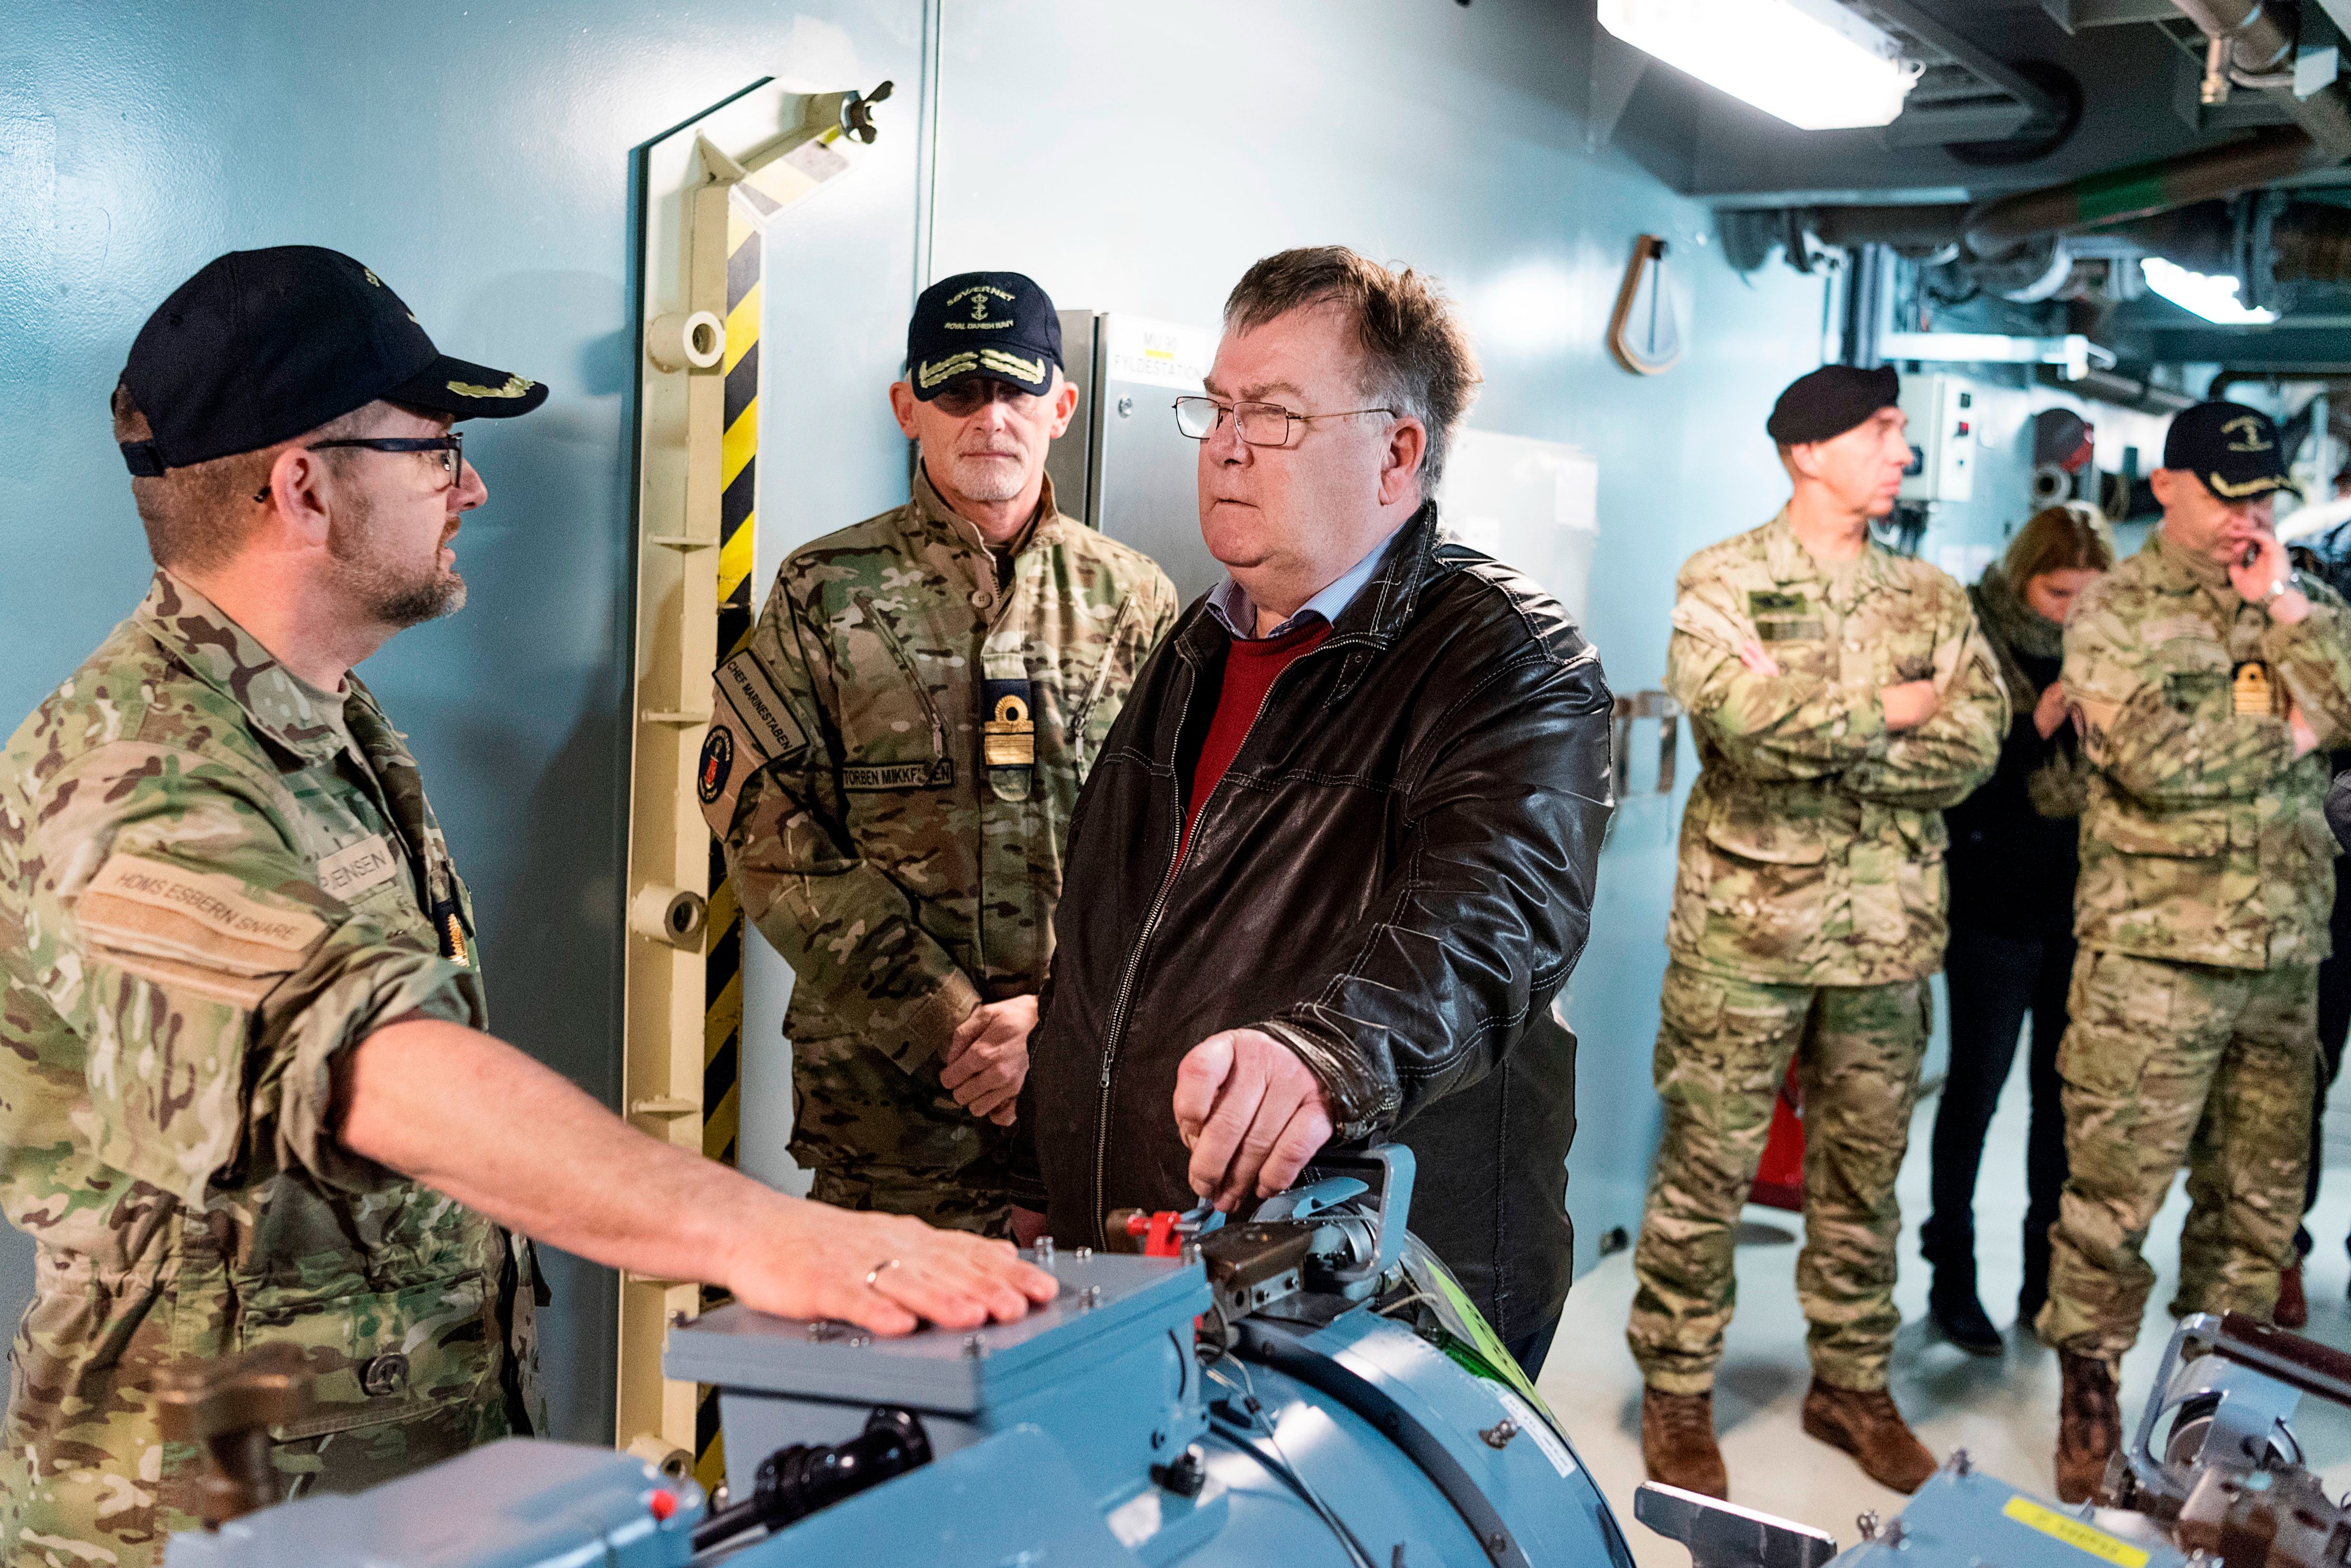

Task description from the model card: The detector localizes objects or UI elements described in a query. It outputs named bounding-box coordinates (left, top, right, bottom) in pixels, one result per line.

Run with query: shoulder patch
left=75, top=853, right=325, bottom=1005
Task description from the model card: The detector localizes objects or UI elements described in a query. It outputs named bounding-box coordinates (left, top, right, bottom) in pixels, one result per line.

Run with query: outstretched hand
left=1172, top=1029, right=1335, bottom=1212
left=726, top=1199, right=1058, bottom=1338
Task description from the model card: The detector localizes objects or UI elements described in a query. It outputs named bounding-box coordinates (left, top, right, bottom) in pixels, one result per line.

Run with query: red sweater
left=1180, top=619, right=1332, bottom=862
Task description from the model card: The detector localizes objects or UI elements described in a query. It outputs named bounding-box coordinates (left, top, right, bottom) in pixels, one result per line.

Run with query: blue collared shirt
left=1204, top=529, right=1399, bottom=641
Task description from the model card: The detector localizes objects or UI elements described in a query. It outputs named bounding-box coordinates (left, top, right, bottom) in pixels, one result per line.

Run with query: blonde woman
left=1922, top=504, right=2113, bottom=1354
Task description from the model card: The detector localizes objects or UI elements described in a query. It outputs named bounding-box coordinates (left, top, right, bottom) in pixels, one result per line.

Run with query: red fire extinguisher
left=1749, top=1061, right=1805, bottom=1212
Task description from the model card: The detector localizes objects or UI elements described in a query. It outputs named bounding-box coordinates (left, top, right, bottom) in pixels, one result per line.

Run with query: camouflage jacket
left=1664, top=512, right=2008, bottom=987
left=700, top=470, right=1176, bottom=1186
left=0, top=573, right=528, bottom=1563
left=2063, top=528, right=2351, bottom=969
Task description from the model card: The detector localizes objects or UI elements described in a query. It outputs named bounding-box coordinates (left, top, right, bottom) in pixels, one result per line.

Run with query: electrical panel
left=1899, top=372, right=1977, bottom=504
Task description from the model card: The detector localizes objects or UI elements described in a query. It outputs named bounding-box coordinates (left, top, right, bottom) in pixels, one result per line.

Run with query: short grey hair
left=1221, top=246, right=1482, bottom=489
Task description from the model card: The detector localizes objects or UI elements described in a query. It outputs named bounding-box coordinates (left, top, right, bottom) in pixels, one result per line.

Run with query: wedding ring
left=864, top=1258, right=903, bottom=1290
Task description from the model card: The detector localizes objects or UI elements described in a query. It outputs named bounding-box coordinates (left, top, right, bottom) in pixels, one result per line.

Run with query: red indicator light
left=1956, top=422, right=1970, bottom=435
left=649, top=1489, right=678, bottom=1522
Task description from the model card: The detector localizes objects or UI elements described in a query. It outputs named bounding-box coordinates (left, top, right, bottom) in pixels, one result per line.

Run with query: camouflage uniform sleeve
left=22, top=744, right=478, bottom=1208
left=1666, top=570, right=1888, bottom=781
left=2264, top=578, right=2351, bottom=748
left=705, top=578, right=978, bottom=1074
left=1839, top=599, right=2009, bottom=807
left=2066, top=590, right=2292, bottom=803
left=1145, top=565, right=1180, bottom=649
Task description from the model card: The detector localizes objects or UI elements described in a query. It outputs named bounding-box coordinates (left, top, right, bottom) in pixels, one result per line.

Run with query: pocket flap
left=1703, top=814, right=1827, bottom=865
left=2097, top=805, right=2227, bottom=858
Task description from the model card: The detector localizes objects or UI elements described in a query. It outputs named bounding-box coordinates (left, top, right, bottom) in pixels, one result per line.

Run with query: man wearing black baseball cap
left=1629, top=362, right=2006, bottom=1499
left=2041, top=399, right=2351, bottom=1501
left=0, top=247, right=1052, bottom=1563
left=696, top=271, right=1172, bottom=1240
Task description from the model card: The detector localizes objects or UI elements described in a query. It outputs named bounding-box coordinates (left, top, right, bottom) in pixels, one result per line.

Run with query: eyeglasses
left=930, top=379, right=1037, bottom=418
left=1172, top=396, right=1397, bottom=447
left=251, top=433, right=464, bottom=503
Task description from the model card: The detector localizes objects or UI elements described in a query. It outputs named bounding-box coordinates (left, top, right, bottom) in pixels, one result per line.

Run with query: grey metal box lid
left=665, top=1253, right=1206, bottom=1415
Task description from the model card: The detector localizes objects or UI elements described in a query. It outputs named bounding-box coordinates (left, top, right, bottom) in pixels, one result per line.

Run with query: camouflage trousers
left=808, top=1164, right=1009, bottom=1239
left=1629, top=961, right=1930, bottom=1394
left=2037, top=949, right=2316, bottom=1363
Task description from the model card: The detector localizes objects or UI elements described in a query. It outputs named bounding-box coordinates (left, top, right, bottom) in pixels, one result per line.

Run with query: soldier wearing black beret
left=1628, top=362, right=2008, bottom=1501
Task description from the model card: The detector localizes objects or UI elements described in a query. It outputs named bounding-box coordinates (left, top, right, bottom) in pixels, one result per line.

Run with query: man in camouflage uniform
left=2045, top=401, right=2351, bottom=1502
left=699, top=272, right=1176, bottom=1236
left=0, top=248, right=1053, bottom=1567
left=1628, top=365, right=2006, bottom=1501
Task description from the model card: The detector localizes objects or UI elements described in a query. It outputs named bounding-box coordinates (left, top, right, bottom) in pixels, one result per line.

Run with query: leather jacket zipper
left=1089, top=647, right=1312, bottom=1225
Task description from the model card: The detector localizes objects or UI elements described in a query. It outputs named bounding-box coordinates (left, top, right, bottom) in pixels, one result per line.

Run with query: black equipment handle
left=691, top=1406, right=932, bottom=1552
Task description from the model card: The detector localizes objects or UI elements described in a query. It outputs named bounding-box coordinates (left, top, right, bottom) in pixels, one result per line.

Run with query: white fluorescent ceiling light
left=2139, top=257, right=2277, bottom=325
left=1598, top=0, right=1922, bottom=130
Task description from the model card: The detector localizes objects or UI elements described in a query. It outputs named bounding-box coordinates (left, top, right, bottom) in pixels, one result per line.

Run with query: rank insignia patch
left=983, top=678, right=1035, bottom=768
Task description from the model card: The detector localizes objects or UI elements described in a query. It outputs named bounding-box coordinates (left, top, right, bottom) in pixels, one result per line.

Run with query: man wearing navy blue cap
left=2043, top=399, right=2351, bottom=1501
left=697, top=271, right=1175, bottom=1237
left=0, top=248, right=1053, bottom=1564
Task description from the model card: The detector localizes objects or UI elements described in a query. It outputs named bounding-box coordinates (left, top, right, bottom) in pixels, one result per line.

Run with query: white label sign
left=1104, top=314, right=1213, bottom=392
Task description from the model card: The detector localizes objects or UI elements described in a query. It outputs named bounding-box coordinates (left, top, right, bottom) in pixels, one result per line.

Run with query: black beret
left=1766, top=364, right=1901, bottom=445
left=2163, top=400, right=2295, bottom=500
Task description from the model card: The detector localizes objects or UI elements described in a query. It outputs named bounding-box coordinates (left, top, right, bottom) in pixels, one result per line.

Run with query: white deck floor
left=1532, top=1056, right=2351, bottom=1566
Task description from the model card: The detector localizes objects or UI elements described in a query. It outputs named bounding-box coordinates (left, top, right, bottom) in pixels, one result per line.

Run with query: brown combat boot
left=1641, top=1387, right=1729, bottom=1499
left=1801, top=1378, right=1937, bottom=1494
left=2055, top=1352, right=2120, bottom=1504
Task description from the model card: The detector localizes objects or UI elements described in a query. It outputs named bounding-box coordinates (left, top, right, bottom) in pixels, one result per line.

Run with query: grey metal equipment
left=1634, top=1310, right=2351, bottom=1568
left=164, top=1144, right=1634, bottom=1567
left=1636, top=1484, right=1837, bottom=1568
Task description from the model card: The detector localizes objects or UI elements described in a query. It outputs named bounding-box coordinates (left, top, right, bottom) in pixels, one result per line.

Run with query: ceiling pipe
left=1963, top=127, right=2326, bottom=251
left=1741, top=0, right=2351, bottom=267
left=2169, top=0, right=2351, bottom=151
left=2035, top=364, right=2196, bottom=413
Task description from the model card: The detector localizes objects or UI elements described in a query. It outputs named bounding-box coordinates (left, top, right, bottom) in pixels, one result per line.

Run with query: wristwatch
left=2263, top=570, right=2305, bottom=604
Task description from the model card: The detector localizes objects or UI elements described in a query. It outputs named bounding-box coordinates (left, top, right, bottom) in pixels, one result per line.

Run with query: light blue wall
left=0, top=0, right=926, bottom=1445
left=3, top=0, right=2040, bottom=1445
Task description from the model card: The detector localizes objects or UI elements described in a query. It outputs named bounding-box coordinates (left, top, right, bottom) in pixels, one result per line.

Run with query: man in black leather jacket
left=1013, top=247, right=1615, bottom=1374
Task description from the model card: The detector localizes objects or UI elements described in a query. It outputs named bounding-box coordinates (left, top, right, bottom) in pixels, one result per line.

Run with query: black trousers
left=2295, top=894, right=2351, bottom=1257
left=1920, top=926, right=2073, bottom=1309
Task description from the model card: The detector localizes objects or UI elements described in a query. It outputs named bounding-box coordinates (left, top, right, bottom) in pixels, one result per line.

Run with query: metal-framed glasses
left=251, top=433, right=464, bottom=503
left=1172, top=396, right=1397, bottom=447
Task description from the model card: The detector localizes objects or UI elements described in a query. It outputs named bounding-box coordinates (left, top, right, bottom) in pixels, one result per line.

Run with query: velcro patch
left=715, top=650, right=806, bottom=764
left=843, top=760, right=955, bottom=791
left=1756, top=617, right=1824, bottom=642
left=82, top=855, right=324, bottom=960
left=318, top=834, right=402, bottom=904
left=2142, top=615, right=2217, bottom=647
left=77, top=855, right=325, bottom=1001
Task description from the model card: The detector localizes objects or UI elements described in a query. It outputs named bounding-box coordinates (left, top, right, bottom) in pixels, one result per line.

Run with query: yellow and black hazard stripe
left=694, top=196, right=762, bottom=1498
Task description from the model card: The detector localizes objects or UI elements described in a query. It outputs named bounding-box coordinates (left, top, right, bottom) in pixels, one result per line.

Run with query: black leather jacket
left=1018, top=507, right=1614, bottom=1338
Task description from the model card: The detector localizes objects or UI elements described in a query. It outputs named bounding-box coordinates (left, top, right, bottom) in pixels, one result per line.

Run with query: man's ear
left=1047, top=373, right=1080, bottom=440
left=887, top=380, right=921, bottom=439
left=255, top=444, right=334, bottom=552
left=2150, top=467, right=2181, bottom=509
left=1378, top=416, right=1428, bottom=508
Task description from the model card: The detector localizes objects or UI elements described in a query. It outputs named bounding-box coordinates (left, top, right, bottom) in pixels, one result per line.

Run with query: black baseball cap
left=905, top=271, right=1061, bottom=402
left=119, top=245, right=548, bottom=476
left=1766, top=364, right=1901, bottom=445
left=2162, top=400, right=2296, bottom=500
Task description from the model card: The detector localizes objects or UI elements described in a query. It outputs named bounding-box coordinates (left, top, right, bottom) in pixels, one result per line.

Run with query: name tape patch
left=2001, top=1496, right=2148, bottom=1568
left=85, top=856, right=325, bottom=953
left=318, top=834, right=402, bottom=903
left=716, top=650, right=807, bottom=764
left=843, top=759, right=956, bottom=792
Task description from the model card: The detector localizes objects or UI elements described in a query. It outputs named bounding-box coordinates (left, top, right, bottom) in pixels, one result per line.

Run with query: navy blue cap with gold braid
left=2163, top=400, right=2298, bottom=500
left=119, top=245, right=548, bottom=475
left=906, top=271, right=1061, bottom=402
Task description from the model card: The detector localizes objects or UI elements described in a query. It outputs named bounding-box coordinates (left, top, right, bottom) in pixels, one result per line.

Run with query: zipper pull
left=1099, top=1058, right=1113, bottom=1089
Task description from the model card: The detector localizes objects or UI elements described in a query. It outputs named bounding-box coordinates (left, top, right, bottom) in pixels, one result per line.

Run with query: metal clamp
left=1613, top=691, right=1681, bottom=799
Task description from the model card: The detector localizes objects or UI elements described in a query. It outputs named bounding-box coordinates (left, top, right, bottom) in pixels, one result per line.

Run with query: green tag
left=1749, top=590, right=1809, bottom=617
